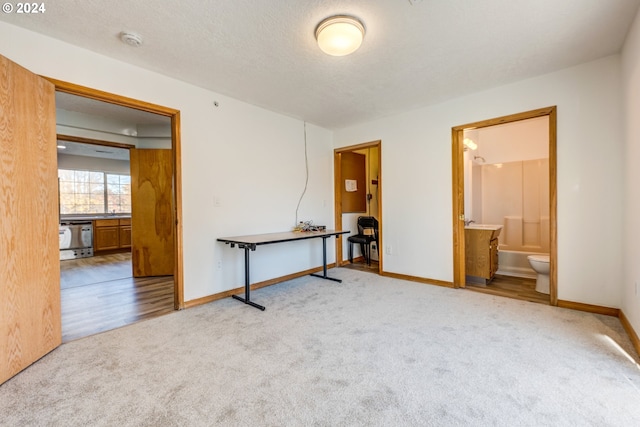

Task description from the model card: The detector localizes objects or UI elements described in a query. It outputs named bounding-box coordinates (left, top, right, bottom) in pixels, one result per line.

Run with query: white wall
left=0, top=21, right=335, bottom=302
left=471, top=116, right=549, bottom=165
left=57, top=154, right=130, bottom=174
left=621, top=9, right=640, bottom=337
left=56, top=109, right=139, bottom=144
left=463, top=117, right=549, bottom=223
left=335, top=55, right=624, bottom=308
left=56, top=109, right=172, bottom=148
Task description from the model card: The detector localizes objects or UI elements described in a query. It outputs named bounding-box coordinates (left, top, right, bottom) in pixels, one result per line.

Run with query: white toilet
left=527, top=254, right=550, bottom=294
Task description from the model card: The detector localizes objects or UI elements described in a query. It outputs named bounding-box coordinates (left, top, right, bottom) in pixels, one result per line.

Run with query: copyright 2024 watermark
left=2, top=2, right=46, bottom=13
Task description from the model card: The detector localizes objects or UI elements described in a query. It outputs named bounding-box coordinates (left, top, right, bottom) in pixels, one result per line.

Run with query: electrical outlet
left=213, top=196, right=221, bottom=207
left=385, top=245, right=392, bottom=255
left=217, top=260, right=222, bottom=270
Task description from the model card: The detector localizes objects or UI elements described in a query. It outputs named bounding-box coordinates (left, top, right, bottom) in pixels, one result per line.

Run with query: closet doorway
left=334, top=141, right=382, bottom=274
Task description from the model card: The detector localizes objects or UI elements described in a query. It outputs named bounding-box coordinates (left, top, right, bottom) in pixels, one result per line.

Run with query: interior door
left=0, top=55, right=61, bottom=384
left=340, top=151, right=367, bottom=213
left=130, top=148, right=174, bottom=277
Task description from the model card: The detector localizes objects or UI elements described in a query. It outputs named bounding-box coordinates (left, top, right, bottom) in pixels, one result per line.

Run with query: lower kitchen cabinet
left=94, top=218, right=132, bottom=253
left=119, top=225, right=131, bottom=248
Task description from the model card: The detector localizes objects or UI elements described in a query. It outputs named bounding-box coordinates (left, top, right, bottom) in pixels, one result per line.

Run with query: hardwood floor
left=466, top=274, right=549, bottom=305
left=60, top=253, right=175, bottom=342
left=341, top=257, right=380, bottom=274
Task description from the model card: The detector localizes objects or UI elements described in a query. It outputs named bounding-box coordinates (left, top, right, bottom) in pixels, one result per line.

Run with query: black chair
left=347, top=216, right=379, bottom=265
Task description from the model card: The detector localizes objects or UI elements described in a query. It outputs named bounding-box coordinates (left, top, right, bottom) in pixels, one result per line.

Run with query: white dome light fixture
left=315, top=15, right=365, bottom=56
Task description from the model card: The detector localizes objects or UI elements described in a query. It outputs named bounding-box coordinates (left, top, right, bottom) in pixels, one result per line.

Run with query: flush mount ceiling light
left=315, top=15, right=365, bottom=56
left=120, top=31, right=143, bottom=47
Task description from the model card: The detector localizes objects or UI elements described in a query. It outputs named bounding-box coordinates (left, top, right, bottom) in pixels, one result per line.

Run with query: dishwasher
left=59, top=222, right=93, bottom=260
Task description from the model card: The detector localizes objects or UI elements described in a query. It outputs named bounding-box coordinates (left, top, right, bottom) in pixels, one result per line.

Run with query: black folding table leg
left=232, top=245, right=265, bottom=310
left=311, top=236, right=342, bottom=283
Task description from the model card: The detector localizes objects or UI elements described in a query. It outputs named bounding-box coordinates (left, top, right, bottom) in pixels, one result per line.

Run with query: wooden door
left=340, top=152, right=367, bottom=213
left=0, top=55, right=61, bottom=384
left=130, top=149, right=174, bottom=277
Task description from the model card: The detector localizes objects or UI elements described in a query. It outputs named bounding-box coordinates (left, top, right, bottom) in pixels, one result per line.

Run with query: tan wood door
left=130, top=148, right=174, bottom=277
left=340, top=151, right=367, bottom=213
left=0, top=55, right=61, bottom=384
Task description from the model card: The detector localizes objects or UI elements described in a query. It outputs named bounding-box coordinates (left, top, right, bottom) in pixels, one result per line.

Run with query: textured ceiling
left=2, top=0, right=639, bottom=129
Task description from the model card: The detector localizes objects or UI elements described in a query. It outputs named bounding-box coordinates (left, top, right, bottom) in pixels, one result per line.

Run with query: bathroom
left=463, top=115, right=550, bottom=301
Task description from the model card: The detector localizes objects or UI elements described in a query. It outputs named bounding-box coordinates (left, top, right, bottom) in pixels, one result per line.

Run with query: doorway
left=49, top=78, right=185, bottom=340
left=56, top=138, right=175, bottom=341
left=334, top=141, right=382, bottom=274
left=451, top=107, right=558, bottom=305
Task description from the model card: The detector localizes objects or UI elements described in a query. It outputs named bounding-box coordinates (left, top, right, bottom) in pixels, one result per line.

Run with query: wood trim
left=335, top=140, right=381, bottom=153
left=619, top=310, right=640, bottom=358
left=57, top=134, right=135, bottom=149
left=172, top=112, right=185, bottom=309
left=451, top=106, right=558, bottom=303
left=334, top=152, right=343, bottom=264
left=183, top=263, right=339, bottom=308
left=451, top=128, right=465, bottom=288
left=47, top=77, right=185, bottom=309
left=548, top=107, right=558, bottom=306
left=333, top=140, right=382, bottom=272
left=377, top=143, right=383, bottom=271
left=557, top=300, right=620, bottom=317
left=452, top=106, right=555, bottom=131
left=380, top=271, right=454, bottom=288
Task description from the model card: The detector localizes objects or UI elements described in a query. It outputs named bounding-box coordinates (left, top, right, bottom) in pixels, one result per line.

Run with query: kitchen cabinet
left=465, top=228, right=500, bottom=284
left=119, top=218, right=131, bottom=248
left=94, top=218, right=132, bottom=253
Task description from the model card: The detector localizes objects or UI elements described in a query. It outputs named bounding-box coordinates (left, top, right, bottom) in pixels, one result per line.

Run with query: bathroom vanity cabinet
left=465, top=226, right=501, bottom=284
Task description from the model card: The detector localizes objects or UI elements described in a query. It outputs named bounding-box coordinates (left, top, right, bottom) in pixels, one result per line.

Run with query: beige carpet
left=1, top=269, right=639, bottom=426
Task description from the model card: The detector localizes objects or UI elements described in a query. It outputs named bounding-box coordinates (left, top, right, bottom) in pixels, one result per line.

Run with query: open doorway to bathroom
left=334, top=141, right=382, bottom=275
left=451, top=107, right=557, bottom=306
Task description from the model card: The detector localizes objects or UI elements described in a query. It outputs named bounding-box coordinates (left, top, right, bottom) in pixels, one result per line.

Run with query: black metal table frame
left=218, top=230, right=349, bottom=311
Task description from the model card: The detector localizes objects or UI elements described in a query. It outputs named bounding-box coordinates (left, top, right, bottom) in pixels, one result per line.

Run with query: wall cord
left=295, top=122, right=309, bottom=226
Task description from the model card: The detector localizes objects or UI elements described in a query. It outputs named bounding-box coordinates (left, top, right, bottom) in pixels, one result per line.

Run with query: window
left=58, top=169, right=131, bottom=215
left=107, top=173, right=131, bottom=214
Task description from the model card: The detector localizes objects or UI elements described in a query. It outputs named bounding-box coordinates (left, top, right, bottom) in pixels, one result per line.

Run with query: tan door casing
left=334, top=141, right=382, bottom=271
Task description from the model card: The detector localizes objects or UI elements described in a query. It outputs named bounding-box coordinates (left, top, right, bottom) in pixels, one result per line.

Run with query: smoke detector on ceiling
left=120, top=31, right=143, bottom=47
